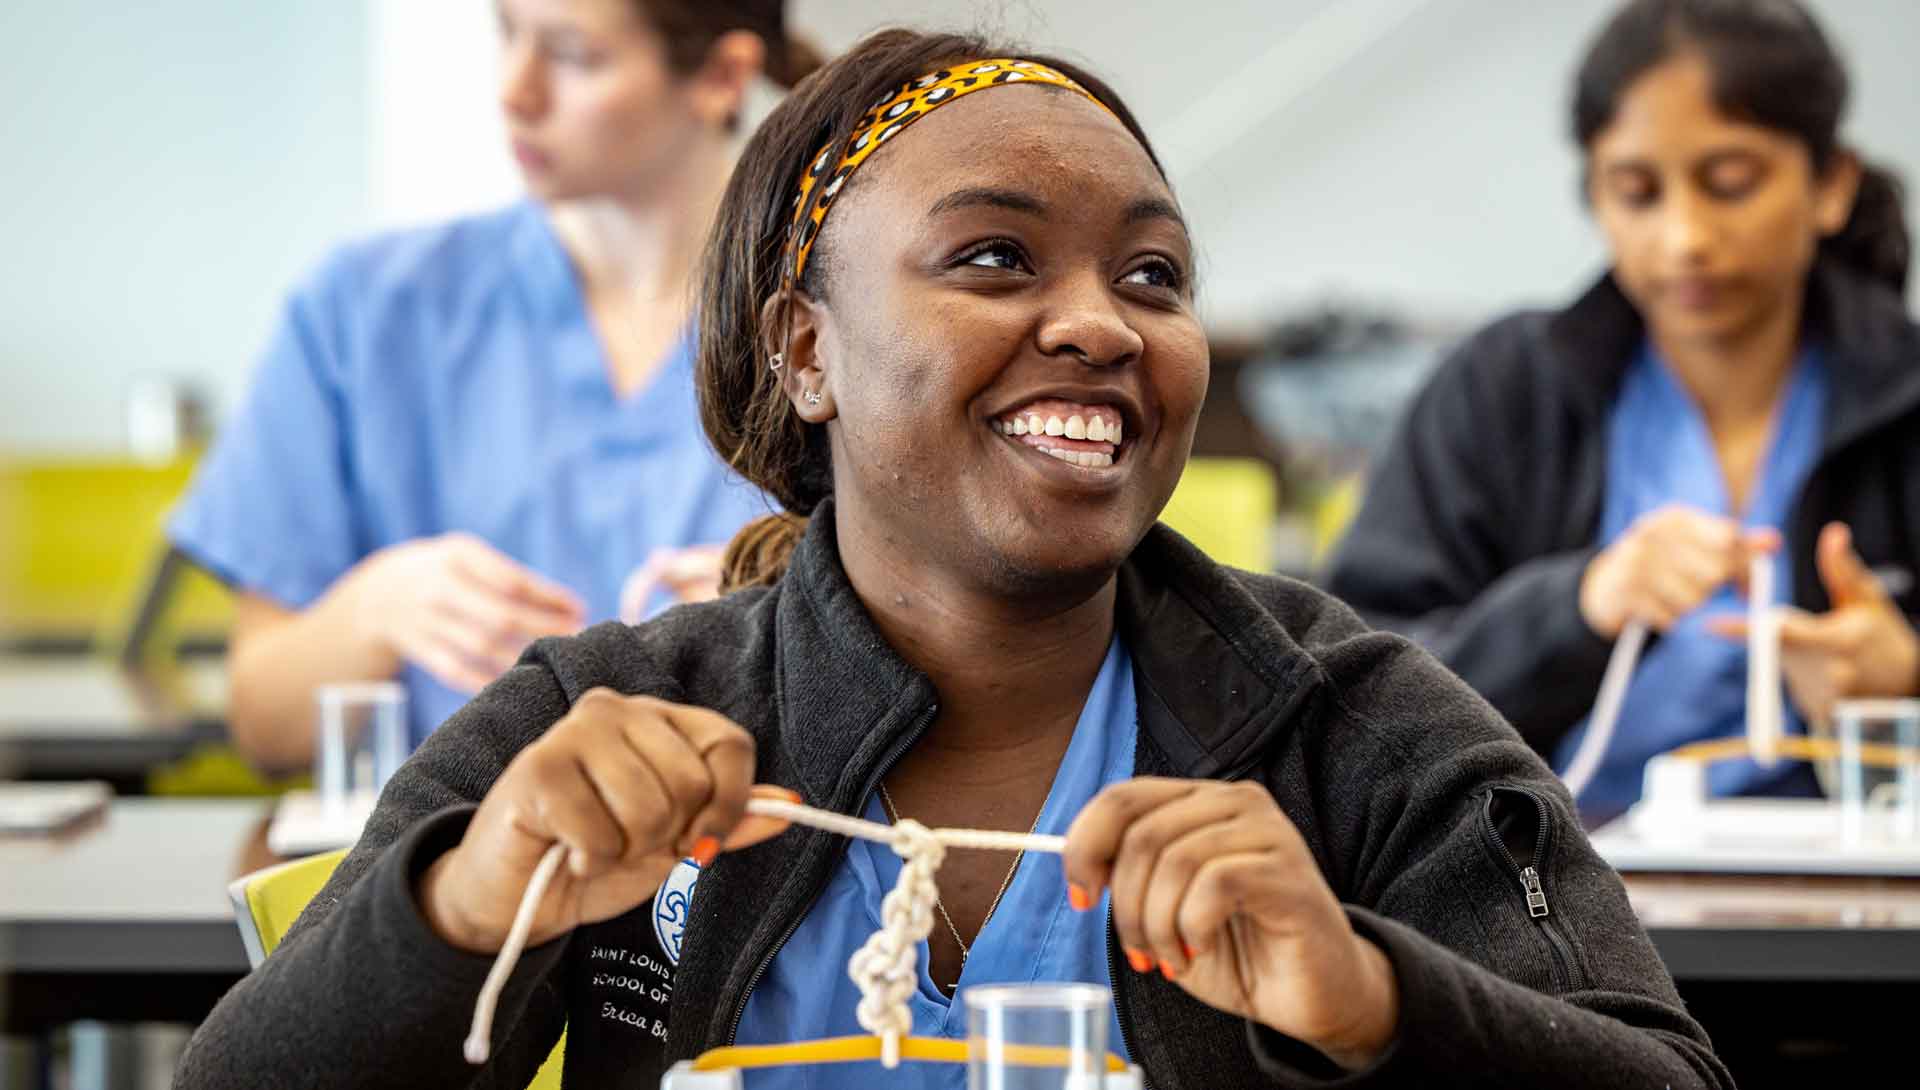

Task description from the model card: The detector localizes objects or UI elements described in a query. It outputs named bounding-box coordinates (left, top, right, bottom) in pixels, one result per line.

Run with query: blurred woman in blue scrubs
left=1331, top=0, right=1920, bottom=813
left=170, top=0, right=822, bottom=766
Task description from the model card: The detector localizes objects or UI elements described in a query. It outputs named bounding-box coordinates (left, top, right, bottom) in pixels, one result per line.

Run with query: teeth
left=1040, top=448, right=1114, bottom=468
left=997, top=409, right=1126, bottom=448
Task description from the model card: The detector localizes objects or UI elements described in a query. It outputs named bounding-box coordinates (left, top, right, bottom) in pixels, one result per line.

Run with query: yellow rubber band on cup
left=691, top=1034, right=1128, bottom=1072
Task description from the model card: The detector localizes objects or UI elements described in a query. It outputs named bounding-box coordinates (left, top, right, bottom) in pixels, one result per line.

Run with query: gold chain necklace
left=876, top=782, right=1040, bottom=987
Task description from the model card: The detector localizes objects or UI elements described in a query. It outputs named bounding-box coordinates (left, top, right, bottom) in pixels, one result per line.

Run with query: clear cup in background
left=965, top=983, right=1111, bottom=1090
left=316, top=681, right=408, bottom=821
left=1834, top=698, right=1920, bottom=847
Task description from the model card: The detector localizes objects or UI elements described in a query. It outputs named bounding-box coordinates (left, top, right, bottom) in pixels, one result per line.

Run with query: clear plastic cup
left=1834, top=698, right=1920, bottom=847
left=316, top=681, right=408, bottom=819
left=965, top=983, right=1110, bottom=1090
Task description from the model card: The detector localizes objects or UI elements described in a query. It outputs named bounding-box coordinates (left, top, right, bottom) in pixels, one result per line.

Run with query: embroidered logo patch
left=652, top=858, right=702, bottom=965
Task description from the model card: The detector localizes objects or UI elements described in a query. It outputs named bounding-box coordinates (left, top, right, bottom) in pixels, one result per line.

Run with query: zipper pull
left=1520, top=866, right=1550, bottom=918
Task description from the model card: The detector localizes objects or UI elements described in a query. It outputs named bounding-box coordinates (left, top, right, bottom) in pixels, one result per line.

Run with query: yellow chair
left=228, top=849, right=565, bottom=1089
left=1308, top=471, right=1365, bottom=567
left=0, top=454, right=231, bottom=649
left=1159, top=457, right=1277, bottom=572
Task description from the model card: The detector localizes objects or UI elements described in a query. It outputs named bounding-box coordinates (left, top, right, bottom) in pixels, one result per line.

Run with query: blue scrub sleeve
left=168, top=260, right=366, bottom=609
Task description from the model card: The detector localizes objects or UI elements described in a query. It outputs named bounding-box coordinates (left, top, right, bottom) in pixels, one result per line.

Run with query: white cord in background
left=1745, top=552, right=1784, bottom=766
left=461, top=797, right=1067, bottom=1067
left=1564, top=551, right=1787, bottom=799
left=1560, top=619, right=1650, bottom=801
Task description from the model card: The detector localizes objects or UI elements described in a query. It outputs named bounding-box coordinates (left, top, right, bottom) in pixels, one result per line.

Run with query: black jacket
left=1330, top=261, right=1920, bottom=758
left=177, top=507, right=1733, bottom=1088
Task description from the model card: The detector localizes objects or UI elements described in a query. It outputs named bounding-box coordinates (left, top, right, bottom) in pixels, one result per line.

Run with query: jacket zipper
left=1478, top=785, right=1582, bottom=992
left=723, top=703, right=940, bottom=1046
left=1105, top=906, right=1146, bottom=1087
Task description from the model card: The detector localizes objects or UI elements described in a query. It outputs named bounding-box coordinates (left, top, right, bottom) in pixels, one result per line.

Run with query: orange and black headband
left=784, top=59, right=1115, bottom=284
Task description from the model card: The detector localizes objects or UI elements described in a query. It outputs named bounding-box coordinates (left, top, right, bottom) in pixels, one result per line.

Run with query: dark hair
left=637, top=0, right=824, bottom=89
left=1573, top=0, right=1910, bottom=294
left=695, top=29, right=1169, bottom=590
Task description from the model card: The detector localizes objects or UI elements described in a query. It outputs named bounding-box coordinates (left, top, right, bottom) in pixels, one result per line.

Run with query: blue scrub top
left=731, top=638, right=1139, bottom=1089
left=1553, top=341, right=1828, bottom=809
left=168, top=203, right=770, bottom=745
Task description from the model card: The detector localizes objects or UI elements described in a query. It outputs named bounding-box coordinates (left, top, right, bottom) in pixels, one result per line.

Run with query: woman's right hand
left=1579, top=505, right=1778, bottom=638
left=417, top=689, right=793, bottom=954
left=349, top=533, right=587, bottom=693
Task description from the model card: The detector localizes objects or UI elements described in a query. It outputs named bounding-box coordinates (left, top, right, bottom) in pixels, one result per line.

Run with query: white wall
left=0, top=2, right=371, bottom=453
left=370, top=0, right=520, bottom=229
left=7, top=0, right=1917, bottom=450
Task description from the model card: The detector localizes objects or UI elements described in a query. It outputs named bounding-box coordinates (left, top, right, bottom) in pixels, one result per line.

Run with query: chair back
left=227, top=847, right=565, bottom=1089
left=1160, top=456, right=1277, bottom=572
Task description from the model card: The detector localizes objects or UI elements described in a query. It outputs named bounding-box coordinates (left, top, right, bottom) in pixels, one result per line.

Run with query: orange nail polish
left=691, top=836, right=719, bottom=867
left=1159, top=959, right=1177, bottom=980
left=1068, top=884, right=1092, bottom=912
left=1125, top=947, right=1152, bottom=973
left=777, top=787, right=802, bottom=803
left=1182, top=943, right=1196, bottom=960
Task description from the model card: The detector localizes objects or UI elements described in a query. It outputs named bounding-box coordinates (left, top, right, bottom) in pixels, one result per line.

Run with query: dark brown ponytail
left=718, top=513, right=807, bottom=593
left=694, top=29, right=1166, bottom=590
left=766, top=33, right=826, bottom=90
left=1827, top=163, right=1910, bottom=296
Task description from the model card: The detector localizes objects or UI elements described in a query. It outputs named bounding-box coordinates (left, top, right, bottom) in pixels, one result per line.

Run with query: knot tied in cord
left=848, top=818, right=946, bottom=1067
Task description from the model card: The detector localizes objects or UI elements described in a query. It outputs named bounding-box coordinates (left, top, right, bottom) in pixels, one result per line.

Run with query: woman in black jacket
left=177, top=27, right=1731, bottom=1090
left=1331, top=0, right=1920, bottom=813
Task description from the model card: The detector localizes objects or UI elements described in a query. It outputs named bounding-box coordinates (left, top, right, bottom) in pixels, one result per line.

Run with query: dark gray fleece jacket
left=177, top=506, right=1734, bottom=1088
left=1330, top=260, right=1920, bottom=761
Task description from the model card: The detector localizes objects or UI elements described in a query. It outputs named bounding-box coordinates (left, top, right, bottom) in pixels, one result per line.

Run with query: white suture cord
left=463, top=840, right=568, bottom=1064
left=462, top=796, right=1066, bottom=1067
left=1560, top=619, right=1649, bottom=801
left=1743, top=553, right=1784, bottom=766
left=1561, top=553, right=1781, bottom=800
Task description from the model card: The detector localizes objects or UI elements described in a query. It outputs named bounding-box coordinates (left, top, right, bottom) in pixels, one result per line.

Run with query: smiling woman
left=698, top=40, right=1208, bottom=606
left=177, top=26, right=1733, bottom=1090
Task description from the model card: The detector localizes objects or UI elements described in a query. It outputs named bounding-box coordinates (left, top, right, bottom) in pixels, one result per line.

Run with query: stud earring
left=768, top=352, right=784, bottom=371
left=803, top=389, right=823, bottom=406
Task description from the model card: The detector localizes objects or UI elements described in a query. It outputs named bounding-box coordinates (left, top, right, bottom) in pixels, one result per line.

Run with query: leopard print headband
left=784, top=59, right=1115, bottom=284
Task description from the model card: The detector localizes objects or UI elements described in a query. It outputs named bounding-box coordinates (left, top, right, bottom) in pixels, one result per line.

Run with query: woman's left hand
left=618, top=545, right=727, bottom=623
left=1710, top=522, right=1920, bottom=729
left=1062, top=777, right=1399, bottom=1071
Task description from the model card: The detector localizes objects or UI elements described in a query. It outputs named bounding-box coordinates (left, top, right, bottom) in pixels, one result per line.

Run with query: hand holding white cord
left=460, top=795, right=1069, bottom=1068
left=1708, top=522, right=1920, bottom=732
left=1578, top=506, right=1777, bottom=640
left=1566, top=547, right=1787, bottom=800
